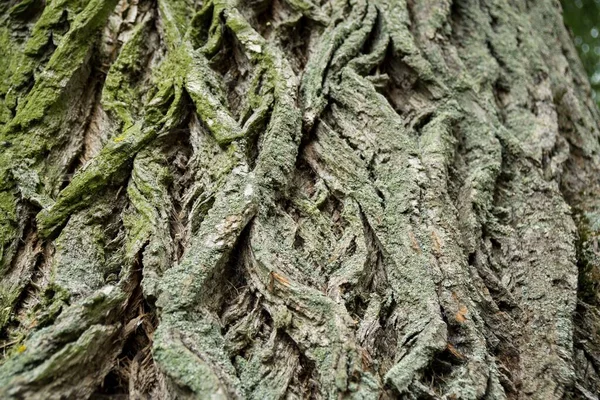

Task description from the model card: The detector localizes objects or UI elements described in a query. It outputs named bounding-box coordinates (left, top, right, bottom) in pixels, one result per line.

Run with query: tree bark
left=1, top=0, right=600, bottom=398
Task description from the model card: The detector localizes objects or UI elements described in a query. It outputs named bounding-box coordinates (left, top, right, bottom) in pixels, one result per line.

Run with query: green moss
left=9, top=0, right=119, bottom=132
left=34, top=285, right=70, bottom=328
left=200, top=6, right=224, bottom=57
left=189, top=2, right=215, bottom=49
left=5, top=0, right=100, bottom=107
left=36, top=122, right=147, bottom=237
left=37, top=32, right=193, bottom=237
left=0, top=285, right=21, bottom=330
left=102, top=20, right=152, bottom=130
left=0, top=0, right=123, bottom=269
left=185, top=50, right=245, bottom=144
left=0, top=28, right=16, bottom=122
left=0, top=189, right=18, bottom=262
left=120, top=147, right=175, bottom=298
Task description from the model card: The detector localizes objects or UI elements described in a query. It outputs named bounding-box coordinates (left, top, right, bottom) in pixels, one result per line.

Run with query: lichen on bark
left=1, top=0, right=600, bottom=399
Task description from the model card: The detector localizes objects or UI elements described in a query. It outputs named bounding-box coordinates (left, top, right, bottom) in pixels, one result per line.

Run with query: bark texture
left=1, top=0, right=600, bottom=398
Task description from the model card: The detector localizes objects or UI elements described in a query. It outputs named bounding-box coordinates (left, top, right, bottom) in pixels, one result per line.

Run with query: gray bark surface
left=0, top=0, right=600, bottom=398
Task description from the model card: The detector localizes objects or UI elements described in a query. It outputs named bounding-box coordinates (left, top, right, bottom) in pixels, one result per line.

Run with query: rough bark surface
left=1, top=0, right=600, bottom=398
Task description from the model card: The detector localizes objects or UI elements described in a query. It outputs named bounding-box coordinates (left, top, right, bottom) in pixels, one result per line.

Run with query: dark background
left=563, top=0, right=600, bottom=104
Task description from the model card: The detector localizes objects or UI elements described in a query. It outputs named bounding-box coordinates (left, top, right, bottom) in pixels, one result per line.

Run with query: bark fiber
left=1, top=0, right=600, bottom=399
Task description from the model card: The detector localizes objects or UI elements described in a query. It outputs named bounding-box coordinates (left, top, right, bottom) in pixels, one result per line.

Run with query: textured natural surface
left=1, top=0, right=600, bottom=398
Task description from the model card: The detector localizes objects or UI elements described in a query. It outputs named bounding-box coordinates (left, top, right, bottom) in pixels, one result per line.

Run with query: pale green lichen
left=0, top=285, right=126, bottom=398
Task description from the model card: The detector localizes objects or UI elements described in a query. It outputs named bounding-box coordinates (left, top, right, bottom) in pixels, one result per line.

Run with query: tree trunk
left=1, top=0, right=600, bottom=398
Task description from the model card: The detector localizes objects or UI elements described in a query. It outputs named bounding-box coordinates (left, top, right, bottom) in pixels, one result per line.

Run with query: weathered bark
left=1, top=0, right=600, bottom=398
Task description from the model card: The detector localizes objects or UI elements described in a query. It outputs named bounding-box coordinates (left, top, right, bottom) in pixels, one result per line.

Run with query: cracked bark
left=1, top=0, right=600, bottom=399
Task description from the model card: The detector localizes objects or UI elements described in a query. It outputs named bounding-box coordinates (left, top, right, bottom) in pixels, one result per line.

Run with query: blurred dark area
left=563, top=0, right=600, bottom=104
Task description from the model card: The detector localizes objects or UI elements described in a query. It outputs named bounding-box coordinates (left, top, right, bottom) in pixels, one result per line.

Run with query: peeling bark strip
left=1, top=0, right=600, bottom=398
